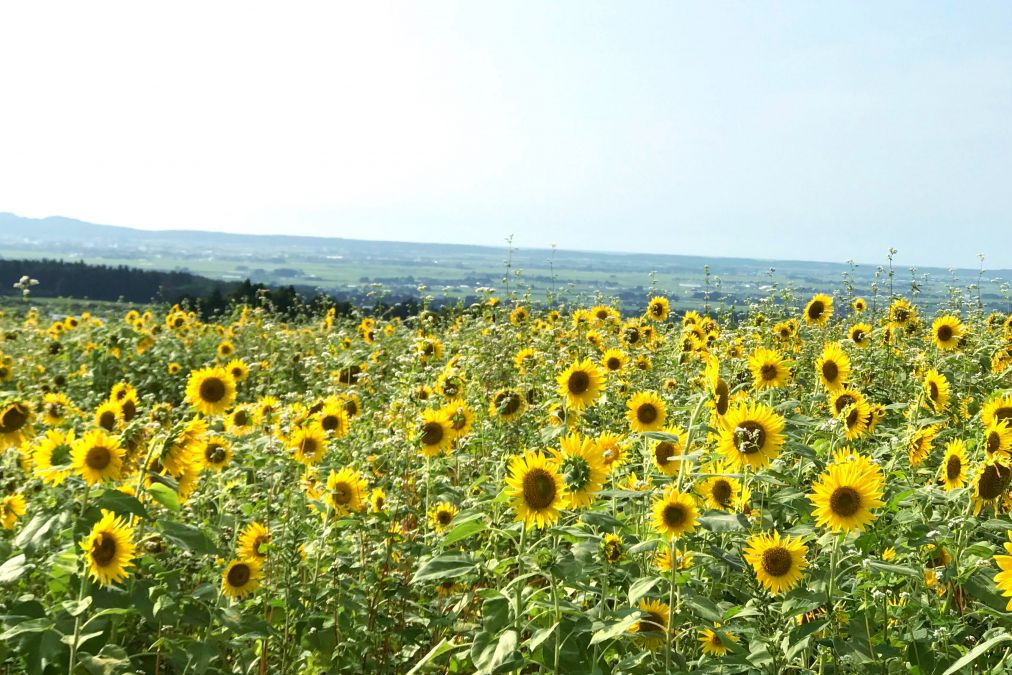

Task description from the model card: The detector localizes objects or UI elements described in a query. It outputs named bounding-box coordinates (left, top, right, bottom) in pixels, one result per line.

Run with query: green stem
left=67, top=487, right=92, bottom=675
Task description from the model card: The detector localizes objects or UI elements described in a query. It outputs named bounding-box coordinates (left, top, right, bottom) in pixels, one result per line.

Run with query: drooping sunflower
left=972, top=458, right=1011, bottom=516
left=699, top=625, right=738, bottom=657
left=237, top=522, right=270, bottom=561
left=94, top=400, right=120, bottom=432
left=602, top=533, right=625, bottom=564
left=417, top=408, right=454, bottom=458
left=923, top=369, right=950, bottom=414
left=981, top=394, right=1012, bottom=429
left=743, top=531, right=808, bottom=595
left=984, top=420, right=1012, bottom=458
left=651, top=426, right=688, bottom=477
left=626, top=391, right=667, bottom=433
left=202, top=436, right=233, bottom=471
left=646, top=296, right=671, bottom=322
left=325, top=467, right=368, bottom=515
left=718, top=401, right=786, bottom=470
left=940, top=440, right=969, bottom=491
left=652, top=487, right=699, bottom=540
left=80, top=509, right=136, bottom=586
left=630, top=598, right=670, bottom=650
left=815, top=343, right=851, bottom=391
left=290, top=424, right=328, bottom=465
left=504, top=449, right=567, bottom=528
left=489, top=389, right=526, bottom=421
left=0, top=401, right=32, bottom=447
left=595, top=432, right=628, bottom=474
left=428, top=502, right=459, bottom=532
left=32, top=429, right=75, bottom=486
left=993, top=531, right=1012, bottom=610
left=71, top=429, right=125, bottom=485
left=0, top=494, right=26, bottom=529
left=697, top=463, right=741, bottom=512
left=556, top=359, right=604, bottom=411
left=554, top=432, right=606, bottom=509
left=370, top=488, right=386, bottom=512
left=908, top=424, right=940, bottom=467
left=848, top=323, right=872, bottom=348
left=930, top=315, right=965, bottom=351
left=803, top=294, right=833, bottom=327
left=184, top=367, right=237, bottom=416
left=888, top=298, right=917, bottom=328
left=748, top=347, right=791, bottom=391
left=600, top=348, right=629, bottom=374
left=809, top=462, right=885, bottom=532
left=829, top=388, right=871, bottom=440
left=222, top=558, right=262, bottom=599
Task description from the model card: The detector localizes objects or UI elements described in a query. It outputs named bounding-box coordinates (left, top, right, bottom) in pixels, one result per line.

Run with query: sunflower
left=202, top=436, right=233, bottom=471
left=829, top=388, right=871, bottom=440
left=514, top=348, right=537, bottom=372
left=602, top=533, right=625, bottom=564
left=651, top=487, right=699, bottom=540
left=0, top=494, right=26, bottom=529
left=888, top=299, right=917, bottom=328
left=317, top=402, right=350, bottom=439
left=32, top=429, right=75, bottom=485
left=626, top=391, right=667, bottom=433
left=743, top=531, right=808, bottom=595
left=972, top=458, right=1011, bottom=516
left=237, top=522, right=270, bottom=561
left=339, top=393, right=362, bottom=419
left=255, top=396, right=280, bottom=426
left=993, top=531, right=1012, bottom=610
left=848, top=323, right=872, bottom=348
left=0, top=401, right=32, bottom=447
left=553, top=432, right=605, bottom=509
left=803, top=294, right=833, bottom=327
left=222, top=558, right=262, bottom=599
left=852, top=297, right=867, bottom=312
left=184, top=367, right=237, bottom=416
left=718, top=401, right=786, bottom=470
left=809, top=462, right=884, bottom=532
left=556, top=359, right=604, bottom=411
left=489, top=389, right=526, bottom=421
left=595, top=432, right=628, bottom=474
left=504, top=449, right=567, bottom=528
left=600, top=348, right=629, bottom=374
left=748, top=347, right=791, bottom=391
left=629, top=598, right=670, bottom=649
left=416, top=336, right=443, bottom=363
left=370, top=488, right=386, bottom=512
left=697, top=463, right=741, bottom=512
left=981, top=395, right=1012, bottom=428
left=940, top=440, right=969, bottom=491
left=923, top=369, right=950, bottom=414
left=325, top=467, right=368, bottom=515
left=71, top=429, right=125, bottom=485
left=428, top=502, right=459, bottom=532
left=224, top=405, right=254, bottom=436
left=94, top=400, right=120, bottom=432
left=651, top=426, right=689, bottom=477
left=699, top=625, right=738, bottom=657
left=417, top=408, right=454, bottom=458
left=509, top=305, right=529, bottom=325
left=984, top=420, right=1012, bottom=458
left=815, top=343, right=851, bottom=391
left=930, top=315, right=965, bottom=351
left=442, top=401, right=475, bottom=440
left=41, top=392, right=74, bottom=426
left=654, top=545, right=693, bottom=572
left=646, top=296, right=671, bottom=322
left=908, top=425, right=939, bottom=467
left=80, top=509, right=136, bottom=586
left=290, top=424, right=328, bottom=465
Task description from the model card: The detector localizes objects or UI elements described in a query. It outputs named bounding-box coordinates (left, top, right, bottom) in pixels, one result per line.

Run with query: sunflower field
left=3, top=287, right=1012, bottom=674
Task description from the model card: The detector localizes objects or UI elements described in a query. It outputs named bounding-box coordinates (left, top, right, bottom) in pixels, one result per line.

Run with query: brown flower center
left=637, top=403, right=658, bottom=425
left=822, top=361, right=839, bottom=383
left=199, top=377, right=226, bottom=403
left=829, top=487, right=861, bottom=517
left=711, top=479, right=733, bottom=506
left=567, top=371, right=590, bottom=395
left=946, top=455, right=962, bottom=481
left=761, top=546, right=793, bottom=577
left=734, top=421, right=766, bottom=455
left=522, top=468, right=557, bottom=510
left=85, top=445, right=112, bottom=471
left=662, top=503, right=686, bottom=528
left=91, top=533, right=117, bottom=566
left=227, top=563, right=251, bottom=587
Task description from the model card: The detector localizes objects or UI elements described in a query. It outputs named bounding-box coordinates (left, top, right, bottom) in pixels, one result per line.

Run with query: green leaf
left=525, top=622, right=558, bottom=651
left=941, top=633, right=1012, bottom=675
left=95, top=489, right=149, bottom=520
left=158, top=520, right=217, bottom=555
left=867, top=560, right=919, bottom=577
left=442, top=515, right=486, bottom=546
left=698, top=512, right=747, bottom=532
left=628, top=576, right=660, bottom=605
left=63, top=596, right=93, bottom=617
left=411, top=554, right=477, bottom=583
left=0, top=617, right=54, bottom=640
left=147, top=483, right=180, bottom=512
left=0, top=553, right=28, bottom=583
left=590, top=610, right=641, bottom=644
left=405, top=638, right=464, bottom=675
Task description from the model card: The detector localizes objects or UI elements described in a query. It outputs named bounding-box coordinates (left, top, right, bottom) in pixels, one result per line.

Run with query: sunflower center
left=662, top=503, right=686, bottom=528
left=99, top=411, right=116, bottom=431
left=567, top=372, right=590, bottom=395
left=233, top=410, right=250, bottom=426
left=834, top=394, right=856, bottom=415
left=607, top=357, right=621, bottom=370
left=91, top=533, right=118, bottom=566
left=253, top=535, right=268, bottom=556
left=625, top=328, right=640, bottom=344
left=522, top=468, right=557, bottom=510
left=711, top=479, right=733, bottom=506
left=996, top=407, right=1012, bottom=424
left=421, top=422, right=444, bottom=446
left=121, top=399, right=136, bottom=421
left=929, top=382, right=940, bottom=401
left=893, top=307, right=909, bottom=323
left=0, top=404, right=29, bottom=433
left=986, top=431, right=1000, bottom=454
left=829, top=487, right=861, bottom=517
left=206, top=443, right=227, bottom=464
left=641, top=612, right=665, bottom=633
left=85, top=445, right=112, bottom=471
left=199, top=377, right=227, bottom=403
left=637, top=403, right=658, bottom=425
left=733, top=422, right=766, bottom=455
left=760, top=546, right=793, bottom=577
left=437, top=510, right=453, bottom=526
left=497, top=392, right=522, bottom=416
left=227, top=563, right=251, bottom=587
left=808, top=301, right=825, bottom=319
left=332, top=482, right=352, bottom=505
left=822, top=361, right=839, bottom=383
left=301, top=438, right=319, bottom=457
left=937, top=325, right=953, bottom=342
left=846, top=407, right=862, bottom=428
left=760, top=364, right=779, bottom=382
left=978, top=464, right=1010, bottom=500
left=946, top=455, right=962, bottom=481
left=715, top=380, right=729, bottom=416
left=654, top=441, right=677, bottom=466
left=45, top=402, right=65, bottom=419
left=852, top=328, right=866, bottom=342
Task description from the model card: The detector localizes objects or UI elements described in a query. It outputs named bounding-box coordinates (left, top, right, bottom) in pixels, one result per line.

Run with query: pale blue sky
left=1, top=2, right=1010, bottom=267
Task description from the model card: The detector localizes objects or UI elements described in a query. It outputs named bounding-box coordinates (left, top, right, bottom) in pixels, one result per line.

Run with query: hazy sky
left=2, top=2, right=1011, bottom=267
